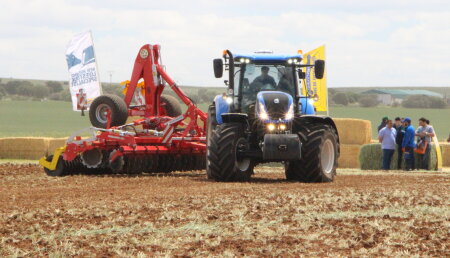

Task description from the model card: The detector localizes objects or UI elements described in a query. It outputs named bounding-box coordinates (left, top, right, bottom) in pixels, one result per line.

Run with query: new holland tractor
left=206, top=50, right=340, bottom=182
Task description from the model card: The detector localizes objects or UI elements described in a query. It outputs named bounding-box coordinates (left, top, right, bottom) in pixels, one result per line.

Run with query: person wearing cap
left=378, top=119, right=397, bottom=170
left=394, top=117, right=405, bottom=169
left=252, top=66, right=276, bottom=89
left=402, top=117, right=416, bottom=171
left=377, top=116, right=389, bottom=132
left=415, top=117, right=435, bottom=170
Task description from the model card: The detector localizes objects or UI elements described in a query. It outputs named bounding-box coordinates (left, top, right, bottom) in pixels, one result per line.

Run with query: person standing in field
left=377, top=116, right=389, bottom=132
left=394, top=117, right=405, bottom=169
left=402, top=118, right=416, bottom=171
left=378, top=119, right=397, bottom=170
left=415, top=118, right=435, bottom=170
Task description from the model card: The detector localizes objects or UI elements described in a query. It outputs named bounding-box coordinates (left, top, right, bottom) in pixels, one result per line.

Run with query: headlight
left=225, top=97, right=233, bottom=104
left=258, top=103, right=269, bottom=120
left=267, top=124, right=275, bottom=131
left=279, top=124, right=286, bottom=130
left=285, top=104, right=294, bottom=120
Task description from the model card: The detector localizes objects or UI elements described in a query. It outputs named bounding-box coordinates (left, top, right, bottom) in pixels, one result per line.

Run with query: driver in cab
left=252, top=66, right=276, bottom=89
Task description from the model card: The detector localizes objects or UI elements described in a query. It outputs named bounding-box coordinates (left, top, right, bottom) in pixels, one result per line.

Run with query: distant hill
left=331, top=86, right=450, bottom=97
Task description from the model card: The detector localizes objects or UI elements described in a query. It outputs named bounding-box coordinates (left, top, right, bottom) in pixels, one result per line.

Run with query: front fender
left=296, top=115, right=340, bottom=147
left=214, top=95, right=229, bottom=124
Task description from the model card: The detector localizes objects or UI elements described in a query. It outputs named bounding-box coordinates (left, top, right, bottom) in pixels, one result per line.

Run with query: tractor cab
left=213, top=50, right=324, bottom=125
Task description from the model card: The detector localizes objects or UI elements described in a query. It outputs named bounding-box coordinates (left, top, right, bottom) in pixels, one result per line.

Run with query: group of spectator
left=378, top=116, right=435, bottom=171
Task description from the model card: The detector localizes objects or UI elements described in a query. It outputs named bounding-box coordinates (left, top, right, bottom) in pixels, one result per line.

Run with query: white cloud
left=0, top=0, right=450, bottom=87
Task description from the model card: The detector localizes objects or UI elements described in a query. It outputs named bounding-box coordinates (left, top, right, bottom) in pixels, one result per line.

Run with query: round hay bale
left=359, top=143, right=439, bottom=170
left=338, top=144, right=361, bottom=168
left=333, top=118, right=372, bottom=145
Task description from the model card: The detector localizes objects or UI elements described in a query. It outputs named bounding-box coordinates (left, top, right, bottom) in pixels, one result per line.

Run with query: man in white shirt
left=378, top=119, right=397, bottom=170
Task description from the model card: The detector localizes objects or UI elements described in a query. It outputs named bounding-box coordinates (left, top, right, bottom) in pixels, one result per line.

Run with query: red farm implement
left=40, top=44, right=207, bottom=176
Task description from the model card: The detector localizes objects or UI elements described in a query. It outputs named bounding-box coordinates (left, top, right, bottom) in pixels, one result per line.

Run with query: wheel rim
left=235, top=138, right=251, bottom=172
left=95, top=104, right=110, bottom=124
left=321, top=139, right=335, bottom=174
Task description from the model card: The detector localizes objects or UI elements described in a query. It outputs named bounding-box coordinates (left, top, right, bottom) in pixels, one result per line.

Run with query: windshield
left=237, top=64, right=295, bottom=109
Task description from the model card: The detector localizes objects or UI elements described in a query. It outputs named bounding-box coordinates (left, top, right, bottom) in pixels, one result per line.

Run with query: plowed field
left=1, top=163, right=449, bottom=256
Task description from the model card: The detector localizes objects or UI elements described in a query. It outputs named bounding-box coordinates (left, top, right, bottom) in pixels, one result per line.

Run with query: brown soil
left=1, top=163, right=449, bottom=256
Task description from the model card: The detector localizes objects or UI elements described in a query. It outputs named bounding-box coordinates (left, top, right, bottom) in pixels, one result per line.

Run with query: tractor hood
left=256, top=91, right=294, bottom=122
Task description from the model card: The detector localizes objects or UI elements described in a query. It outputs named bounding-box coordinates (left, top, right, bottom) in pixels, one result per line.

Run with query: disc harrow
left=40, top=44, right=207, bottom=176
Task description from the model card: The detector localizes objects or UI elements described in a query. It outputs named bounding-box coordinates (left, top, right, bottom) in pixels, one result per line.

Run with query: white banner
left=65, top=31, right=102, bottom=111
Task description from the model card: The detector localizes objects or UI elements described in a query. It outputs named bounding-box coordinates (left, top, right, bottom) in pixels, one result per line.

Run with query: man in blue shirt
left=378, top=119, right=397, bottom=170
left=402, top=117, right=416, bottom=171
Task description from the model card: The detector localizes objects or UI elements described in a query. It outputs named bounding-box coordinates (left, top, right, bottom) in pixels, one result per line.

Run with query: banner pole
left=90, top=30, right=103, bottom=94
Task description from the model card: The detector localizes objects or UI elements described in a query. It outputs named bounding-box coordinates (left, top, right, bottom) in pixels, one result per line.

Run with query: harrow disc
left=81, top=148, right=103, bottom=168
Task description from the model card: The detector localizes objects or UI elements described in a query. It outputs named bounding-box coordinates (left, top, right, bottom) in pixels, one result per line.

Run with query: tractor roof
left=234, top=53, right=302, bottom=62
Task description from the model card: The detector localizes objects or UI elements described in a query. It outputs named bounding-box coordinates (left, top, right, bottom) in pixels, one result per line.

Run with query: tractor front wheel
left=285, top=122, right=338, bottom=182
left=207, top=123, right=254, bottom=181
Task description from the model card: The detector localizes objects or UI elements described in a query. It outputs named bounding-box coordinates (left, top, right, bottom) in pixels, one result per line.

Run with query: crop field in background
left=0, top=163, right=448, bottom=256
left=328, top=106, right=450, bottom=140
left=1, top=100, right=449, bottom=140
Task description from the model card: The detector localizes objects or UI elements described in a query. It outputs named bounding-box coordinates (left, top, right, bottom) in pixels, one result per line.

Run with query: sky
left=1, top=0, right=450, bottom=87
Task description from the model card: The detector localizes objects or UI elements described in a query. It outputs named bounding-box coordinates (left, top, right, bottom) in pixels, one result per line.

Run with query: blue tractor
left=206, top=50, right=340, bottom=182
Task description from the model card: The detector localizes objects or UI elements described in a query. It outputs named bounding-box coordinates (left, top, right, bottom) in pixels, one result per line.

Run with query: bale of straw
left=46, top=137, right=67, bottom=155
left=441, top=143, right=450, bottom=167
left=359, top=143, right=438, bottom=170
left=0, top=137, right=48, bottom=160
left=338, top=144, right=361, bottom=168
left=333, top=118, right=372, bottom=145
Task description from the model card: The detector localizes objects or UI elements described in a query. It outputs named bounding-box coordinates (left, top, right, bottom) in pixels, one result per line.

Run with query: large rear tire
left=285, top=121, right=339, bottom=182
left=89, top=94, right=128, bottom=128
left=206, top=104, right=217, bottom=175
left=207, top=123, right=254, bottom=181
left=161, top=95, right=182, bottom=117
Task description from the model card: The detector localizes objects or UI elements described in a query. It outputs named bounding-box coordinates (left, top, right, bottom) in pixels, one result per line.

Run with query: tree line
left=328, top=89, right=448, bottom=109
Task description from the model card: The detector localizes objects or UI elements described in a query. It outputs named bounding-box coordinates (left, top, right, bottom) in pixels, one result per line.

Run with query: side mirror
left=298, top=69, right=305, bottom=79
left=314, top=60, right=325, bottom=79
left=213, top=59, right=223, bottom=78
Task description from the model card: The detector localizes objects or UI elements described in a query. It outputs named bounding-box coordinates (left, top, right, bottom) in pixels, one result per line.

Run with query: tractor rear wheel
left=89, top=94, right=128, bottom=128
left=44, top=155, right=66, bottom=177
left=285, top=121, right=338, bottom=182
left=161, top=95, right=182, bottom=117
left=207, top=123, right=254, bottom=181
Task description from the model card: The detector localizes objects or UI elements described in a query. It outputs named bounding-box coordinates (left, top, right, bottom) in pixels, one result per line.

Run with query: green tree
left=4, top=80, right=21, bottom=94
left=332, top=92, right=349, bottom=106
left=16, top=81, right=34, bottom=96
left=358, top=95, right=379, bottom=107
left=46, top=81, right=63, bottom=93
left=31, top=84, right=50, bottom=99
left=346, top=92, right=360, bottom=103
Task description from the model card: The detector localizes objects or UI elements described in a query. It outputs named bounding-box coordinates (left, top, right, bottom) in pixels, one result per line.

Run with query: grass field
left=1, top=100, right=449, bottom=140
